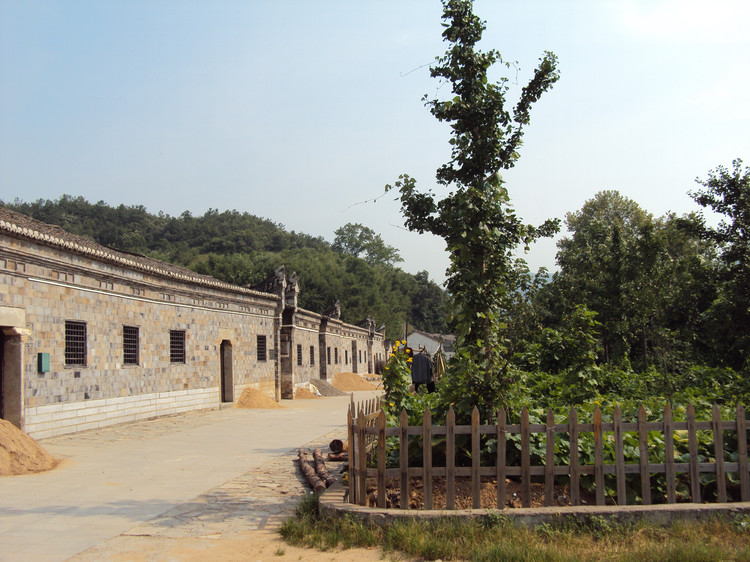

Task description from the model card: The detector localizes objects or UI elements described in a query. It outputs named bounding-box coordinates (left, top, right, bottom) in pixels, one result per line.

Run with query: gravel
left=309, top=378, right=351, bottom=397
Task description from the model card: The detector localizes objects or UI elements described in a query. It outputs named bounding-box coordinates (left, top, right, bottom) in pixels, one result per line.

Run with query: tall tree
left=387, top=0, right=559, bottom=419
left=544, top=191, right=716, bottom=369
left=691, top=159, right=750, bottom=369
left=332, top=222, right=403, bottom=266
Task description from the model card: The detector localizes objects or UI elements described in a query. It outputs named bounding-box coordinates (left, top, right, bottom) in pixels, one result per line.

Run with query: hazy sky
left=1, top=1, right=748, bottom=284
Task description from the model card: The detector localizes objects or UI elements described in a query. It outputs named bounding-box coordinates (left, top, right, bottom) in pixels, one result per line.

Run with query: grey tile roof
left=0, top=205, right=276, bottom=299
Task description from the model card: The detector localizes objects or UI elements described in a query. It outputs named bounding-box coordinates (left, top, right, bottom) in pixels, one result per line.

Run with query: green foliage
left=537, top=191, right=718, bottom=373
left=282, top=494, right=750, bottom=560
left=387, top=0, right=559, bottom=422
left=332, top=222, right=402, bottom=266
left=690, top=159, right=750, bottom=370
left=381, top=341, right=440, bottom=423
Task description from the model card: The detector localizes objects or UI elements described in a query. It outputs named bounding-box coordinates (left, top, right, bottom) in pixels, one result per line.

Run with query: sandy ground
left=73, top=531, right=394, bottom=561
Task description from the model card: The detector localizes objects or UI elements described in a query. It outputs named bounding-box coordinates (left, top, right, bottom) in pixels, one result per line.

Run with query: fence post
left=447, top=406, right=456, bottom=510
left=594, top=406, right=604, bottom=505
left=738, top=404, right=749, bottom=501
left=614, top=405, right=626, bottom=505
left=348, top=404, right=355, bottom=504
left=472, top=406, right=481, bottom=509
left=664, top=404, right=676, bottom=503
left=713, top=403, right=727, bottom=502
left=377, top=409, right=386, bottom=508
left=688, top=404, right=700, bottom=503
left=497, top=408, right=507, bottom=510
left=424, top=407, right=433, bottom=510
left=400, top=408, right=409, bottom=509
left=638, top=405, right=651, bottom=505
left=521, top=407, right=531, bottom=508
left=545, top=409, right=555, bottom=506
left=569, top=406, right=580, bottom=506
left=357, top=409, right=367, bottom=506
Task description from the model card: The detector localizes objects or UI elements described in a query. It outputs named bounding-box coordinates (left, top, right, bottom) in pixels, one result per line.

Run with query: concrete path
left=0, top=391, right=380, bottom=562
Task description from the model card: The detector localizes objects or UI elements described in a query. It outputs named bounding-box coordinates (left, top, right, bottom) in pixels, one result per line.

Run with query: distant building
left=406, top=330, right=455, bottom=360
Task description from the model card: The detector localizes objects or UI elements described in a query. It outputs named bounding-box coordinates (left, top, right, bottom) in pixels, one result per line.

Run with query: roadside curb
left=319, top=481, right=750, bottom=527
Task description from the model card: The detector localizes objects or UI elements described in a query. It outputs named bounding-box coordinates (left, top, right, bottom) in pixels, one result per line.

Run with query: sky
left=1, top=0, right=748, bottom=284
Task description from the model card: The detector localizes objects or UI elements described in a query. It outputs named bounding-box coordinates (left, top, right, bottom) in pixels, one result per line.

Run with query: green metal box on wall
left=37, top=352, right=50, bottom=373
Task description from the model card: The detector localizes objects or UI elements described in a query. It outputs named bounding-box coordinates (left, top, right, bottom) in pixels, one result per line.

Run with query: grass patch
left=280, top=496, right=750, bottom=561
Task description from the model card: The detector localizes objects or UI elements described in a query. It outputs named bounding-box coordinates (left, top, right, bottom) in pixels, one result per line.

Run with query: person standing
left=411, top=346, right=434, bottom=393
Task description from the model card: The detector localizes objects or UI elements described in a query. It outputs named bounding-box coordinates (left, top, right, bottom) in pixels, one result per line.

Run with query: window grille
left=65, top=321, right=86, bottom=366
left=327, top=346, right=331, bottom=365
left=310, top=345, right=315, bottom=366
left=334, top=348, right=339, bottom=364
left=257, top=335, right=267, bottom=362
left=170, top=330, right=186, bottom=363
left=297, top=344, right=303, bottom=366
left=123, top=326, right=139, bottom=365
left=345, top=350, right=348, bottom=364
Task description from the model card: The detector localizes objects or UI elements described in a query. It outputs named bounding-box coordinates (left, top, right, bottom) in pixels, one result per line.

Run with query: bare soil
left=234, top=387, right=283, bottom=409
left=366, top=476, right=589, bottom=509
left=71, top=531, right=388, bottom=561
left=294, top=387, right=322, bottom=399
left=331, top=372, right=379, bottom=391
left=0, top=419, right=59, bottom=476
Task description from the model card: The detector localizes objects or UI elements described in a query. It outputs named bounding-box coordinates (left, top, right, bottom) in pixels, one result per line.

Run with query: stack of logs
left=298, top=439, right=349, bottom=494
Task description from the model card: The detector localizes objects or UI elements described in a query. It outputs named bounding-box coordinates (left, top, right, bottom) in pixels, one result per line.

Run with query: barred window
left=257, top=335, right=267, bottom=362
left=345, top=350, right=348, bottom=364
left=170, top=330, right=185, bottom=363
left=123, top=326, right=139, bottom=365
left=310, top=345, right=315, bottom=366
left=297, top=344, right=303, bottom=366
left=334, top=348, right=338, bottom=364
left=327, top=346, right=331, bottom=365
left=65, top=321, right=86, bottom=366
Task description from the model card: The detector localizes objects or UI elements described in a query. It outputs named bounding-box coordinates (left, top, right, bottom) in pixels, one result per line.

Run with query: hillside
left=1, top=195, right=448, bottom=337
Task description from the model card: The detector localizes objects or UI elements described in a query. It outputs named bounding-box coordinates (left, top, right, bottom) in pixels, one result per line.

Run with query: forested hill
left=2, top=195, right=448, bottom=337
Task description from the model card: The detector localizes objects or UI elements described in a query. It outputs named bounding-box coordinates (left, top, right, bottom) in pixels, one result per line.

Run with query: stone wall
left=0, top=208, right=386, bottom=437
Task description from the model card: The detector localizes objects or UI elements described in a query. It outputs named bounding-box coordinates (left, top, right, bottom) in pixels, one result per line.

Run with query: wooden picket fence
left=347, top=401, right=750, bottom=509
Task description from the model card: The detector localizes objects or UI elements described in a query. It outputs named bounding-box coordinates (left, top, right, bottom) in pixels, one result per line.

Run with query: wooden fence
left=347, top=401, right=750, bottom=510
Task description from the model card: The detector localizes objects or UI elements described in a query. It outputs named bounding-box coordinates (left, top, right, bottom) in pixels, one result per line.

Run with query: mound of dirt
left=0, top=419, right=59, bottom=476
left=294, top=387, right=321, bottom=399
left=309, top=379, right=349, bottom=397
left=331, top=372, right=378, bottom=391
left=234, top=387, right=282, bottom=409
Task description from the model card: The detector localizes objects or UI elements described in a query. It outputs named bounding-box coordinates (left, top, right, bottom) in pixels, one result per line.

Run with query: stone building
left=0, top=207, right=385, bottom=438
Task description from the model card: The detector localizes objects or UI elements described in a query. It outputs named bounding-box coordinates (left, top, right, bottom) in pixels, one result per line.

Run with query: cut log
left=313, top=448, right=336, bottom=487
left=329, top=439, right=348, bottom=454
left=298, top=449, right=326, bottom=494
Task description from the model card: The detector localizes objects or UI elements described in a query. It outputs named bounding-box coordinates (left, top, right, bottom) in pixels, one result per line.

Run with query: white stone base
left=24, top=387, right=220, bottom=439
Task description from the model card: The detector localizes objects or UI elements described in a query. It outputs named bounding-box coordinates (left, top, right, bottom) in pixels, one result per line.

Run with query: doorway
left=351, top=340, right=358, bottom=373
left=220, top=340, right=233, bottom=403
left=0, top=331, right=5, bottom=420
left=0, top=329, right=23, bottom=428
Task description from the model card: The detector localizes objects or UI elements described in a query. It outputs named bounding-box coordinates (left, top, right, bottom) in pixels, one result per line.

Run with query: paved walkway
left=0, top=391, right=380, bottom=562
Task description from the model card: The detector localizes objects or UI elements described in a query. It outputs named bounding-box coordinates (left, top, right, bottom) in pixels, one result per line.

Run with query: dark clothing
left=411, top=352, right=433, bottom=384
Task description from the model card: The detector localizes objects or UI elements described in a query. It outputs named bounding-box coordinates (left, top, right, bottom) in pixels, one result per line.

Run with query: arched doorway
left=220, top=340, right=233, bottom=403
